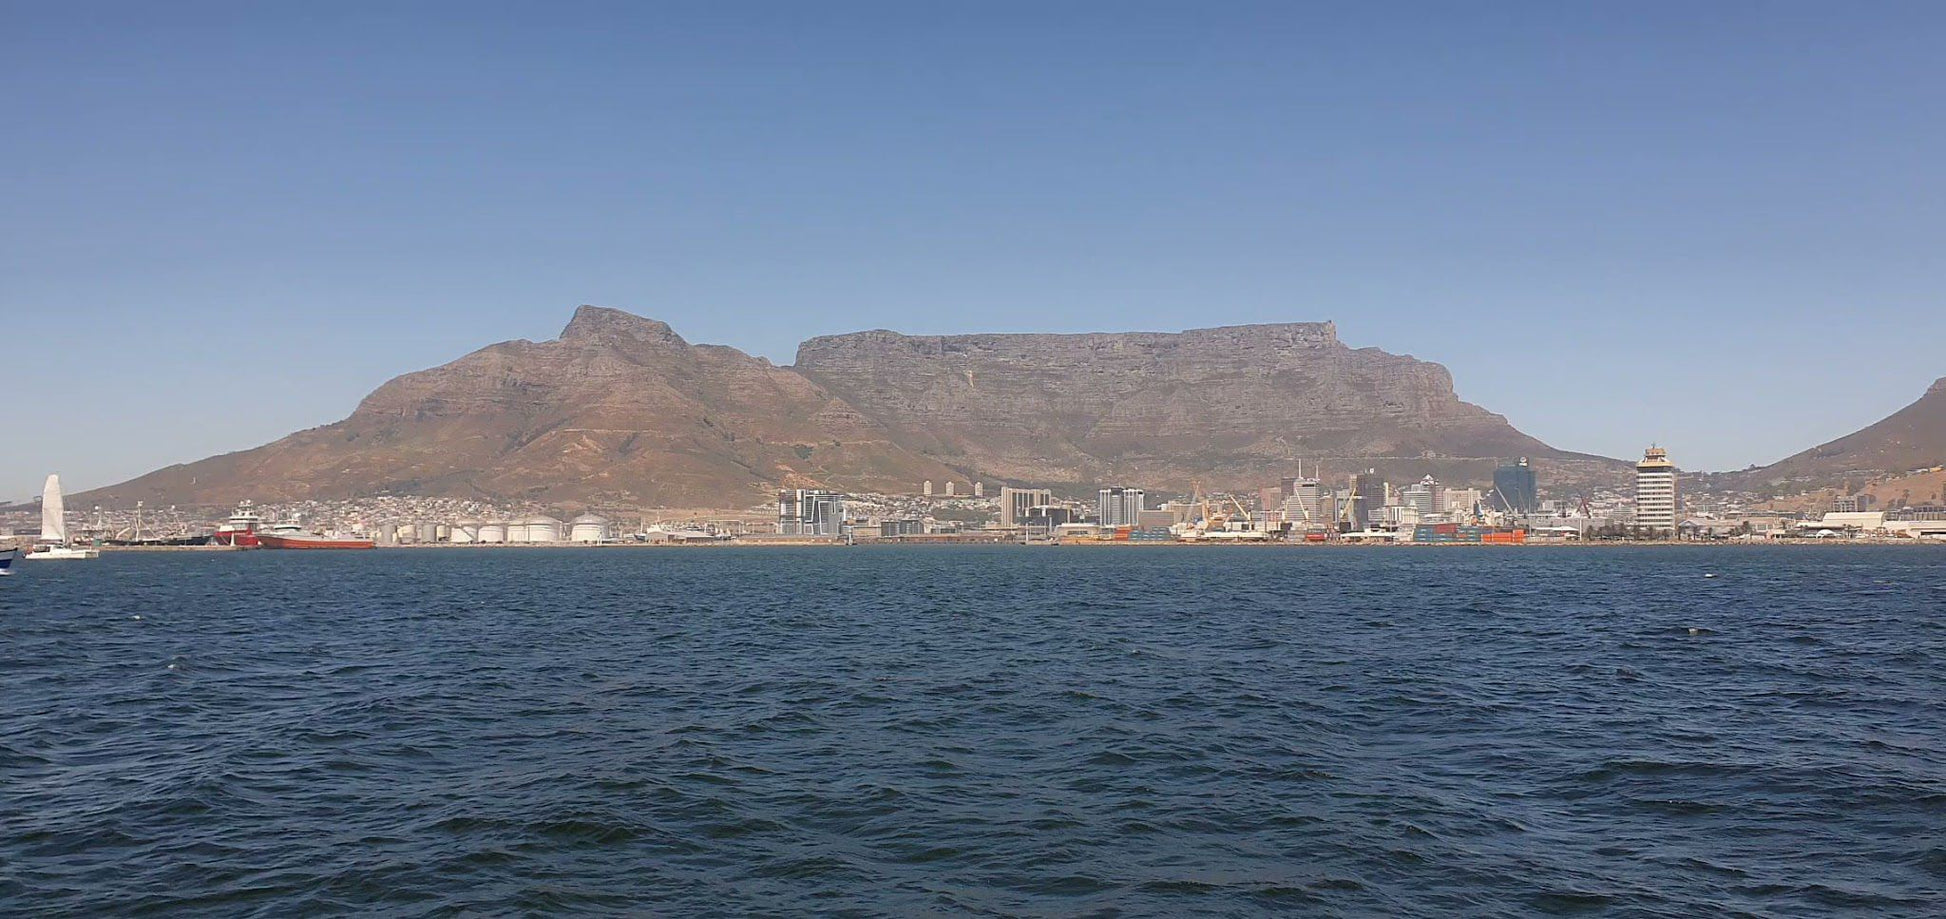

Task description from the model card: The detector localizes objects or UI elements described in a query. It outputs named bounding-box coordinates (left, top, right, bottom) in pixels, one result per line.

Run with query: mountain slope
left=74, top=307, right=959, bottom=508
left=1723, top=377, right=1946, bottom=488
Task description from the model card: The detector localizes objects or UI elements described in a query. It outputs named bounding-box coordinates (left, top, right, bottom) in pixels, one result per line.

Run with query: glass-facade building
left=1493, top=458, right=1538, bottom=516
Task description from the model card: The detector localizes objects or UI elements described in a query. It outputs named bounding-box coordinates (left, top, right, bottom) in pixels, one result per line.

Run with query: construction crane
left=1228, top=494, right=1253, bottom=531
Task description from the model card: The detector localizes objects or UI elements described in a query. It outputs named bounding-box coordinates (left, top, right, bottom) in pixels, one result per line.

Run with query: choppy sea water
left=2, top=546, right=1941, bottom=916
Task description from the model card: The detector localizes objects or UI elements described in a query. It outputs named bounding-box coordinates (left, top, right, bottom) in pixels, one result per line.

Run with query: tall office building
left=1493, top=457, right=1538, bottom=515
left=778, top=489, right=845, bottom=537
left=1097, top=487, right=1145, bottom=527
left=999, top=486, right=1053, bottom=526
left=1281, top=478, right=1329, bottom=527
left=1634, top=446, right=1678, bottom=532
left=1402, top=475, right=1441, bottom=516
left=1350, top=470, right=1385, bottom=528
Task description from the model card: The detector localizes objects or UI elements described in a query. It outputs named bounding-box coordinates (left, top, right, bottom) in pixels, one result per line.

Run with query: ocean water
left=2, top=546, right=1941, bottom=916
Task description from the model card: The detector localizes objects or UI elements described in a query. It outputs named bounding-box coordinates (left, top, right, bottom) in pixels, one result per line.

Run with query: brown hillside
left=75, top=306, right=1623, bottom=508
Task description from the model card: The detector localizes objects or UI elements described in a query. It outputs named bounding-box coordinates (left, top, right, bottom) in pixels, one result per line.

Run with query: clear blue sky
left=5, top=1, right=1943, bottom=502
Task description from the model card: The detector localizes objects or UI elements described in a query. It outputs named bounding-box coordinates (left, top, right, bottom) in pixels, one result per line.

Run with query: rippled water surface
left=3, top=546, right=1942, bottom=916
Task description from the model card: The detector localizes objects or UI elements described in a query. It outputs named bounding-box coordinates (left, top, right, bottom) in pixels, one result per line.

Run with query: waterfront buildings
left=778, top=489, right=845, bottom=536
left=1634, top=446, right=1678, bottom=532
left=1280, top=478, right=1331, bottom=528
left=1402, top=476, right=1441, bottom=517
left=1493, top=458, right=1538, bottom=515
left=1097, top=487, right=1145, bottom=527
left=1442, top=488, right=1484, bottom=520
left=1137, top=508, right=1178, bottom=529
left=999, top=486, right=1054, bottom=526
left=1832, top=495, right=1876, bottom=513
left=1350, top=470, right=1386, bottom=527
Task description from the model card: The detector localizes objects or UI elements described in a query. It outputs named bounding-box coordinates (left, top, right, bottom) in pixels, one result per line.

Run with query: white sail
left=41, top=474, right=67, bottom=544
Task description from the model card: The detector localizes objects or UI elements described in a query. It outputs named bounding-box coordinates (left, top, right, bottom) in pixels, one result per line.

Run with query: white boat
left=0, top=547, right=18, bottom=575
left=27, top=545, right=99, bottom=560
left=24, top=474, right=99, bottom=561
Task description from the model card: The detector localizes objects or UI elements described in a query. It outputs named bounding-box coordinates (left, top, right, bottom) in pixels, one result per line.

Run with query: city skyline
left=7, top=3, right=1946, bottom=499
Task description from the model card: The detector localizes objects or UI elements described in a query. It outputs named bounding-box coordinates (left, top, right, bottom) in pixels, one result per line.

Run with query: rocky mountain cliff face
left=1715, top=376, right=1946, bottom=490
left=795, top=323, right=1601, bottom=489
left=78, top=306, right=1614, bottom=509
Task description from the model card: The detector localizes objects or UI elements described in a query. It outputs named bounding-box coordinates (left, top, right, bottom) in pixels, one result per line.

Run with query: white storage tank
left=478, top=522, right=507, bottom=544
left=569, top=513, right=611, bottom=543
left=524, top=515, right=563, bottom=543
left=451, top=521, right=480, bottom=544
left=506, top=521, right=530, bottom=544
left=417, top=523, right=438, bottom=543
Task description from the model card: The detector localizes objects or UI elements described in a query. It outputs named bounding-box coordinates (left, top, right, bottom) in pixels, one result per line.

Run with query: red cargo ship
left=212, top=502, right=263, bottom=548
left=257, top=533, right=377, bottom=550
left=258, top=523, right=376, bottom=550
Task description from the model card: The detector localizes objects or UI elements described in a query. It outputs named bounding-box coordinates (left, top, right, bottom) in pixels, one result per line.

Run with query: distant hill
left=72, top=306, right=1622, bottom=509
left=1714, top=377, right=1946, bottom=492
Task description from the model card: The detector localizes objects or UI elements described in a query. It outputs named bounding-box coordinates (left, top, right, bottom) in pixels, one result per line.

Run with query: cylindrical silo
left=569, top=513, right=611, bottom=543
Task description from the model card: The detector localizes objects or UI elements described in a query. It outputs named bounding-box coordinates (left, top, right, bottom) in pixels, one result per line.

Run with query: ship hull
left=258, top=534, right=376, bottom=550
left=25, top=546, right=100, bottom=560
left=106, top=535, right=213, bottom=547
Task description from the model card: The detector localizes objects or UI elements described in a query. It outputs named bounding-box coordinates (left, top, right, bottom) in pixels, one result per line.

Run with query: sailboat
left=25, top=474, right=99, bottom=561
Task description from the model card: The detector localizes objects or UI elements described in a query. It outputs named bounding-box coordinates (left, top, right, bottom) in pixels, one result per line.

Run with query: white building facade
left=1635, top=446, right=1678, bottom=532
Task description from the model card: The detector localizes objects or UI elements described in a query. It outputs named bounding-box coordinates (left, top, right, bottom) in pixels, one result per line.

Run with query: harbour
left=4, top=545, right=1938, bottom=915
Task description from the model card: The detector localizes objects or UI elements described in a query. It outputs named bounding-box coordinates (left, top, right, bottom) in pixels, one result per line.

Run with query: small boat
left=26, top=545, right=100, bottom=560
left=0, top=547, right=18, bottom=575
left=24, top=474, right=99, bottom=561
left=257, top=522, right=376, bottom=550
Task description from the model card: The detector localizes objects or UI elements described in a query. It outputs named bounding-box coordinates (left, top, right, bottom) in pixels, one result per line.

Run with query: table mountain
left=77, top=306, right=1615, bottom=509
left=794, top=323, right=1617, bottom=491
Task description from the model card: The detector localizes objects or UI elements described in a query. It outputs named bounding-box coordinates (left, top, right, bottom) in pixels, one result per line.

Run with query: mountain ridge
left=72, top=305, right=1624, bottom=509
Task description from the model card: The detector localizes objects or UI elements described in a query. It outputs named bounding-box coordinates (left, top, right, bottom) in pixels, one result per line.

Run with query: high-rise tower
left=1634, top=446, right=1678, bottom=532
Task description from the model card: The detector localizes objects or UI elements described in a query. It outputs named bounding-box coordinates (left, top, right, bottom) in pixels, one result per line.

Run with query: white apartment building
left=1635, top=446, right=1678, bottom=532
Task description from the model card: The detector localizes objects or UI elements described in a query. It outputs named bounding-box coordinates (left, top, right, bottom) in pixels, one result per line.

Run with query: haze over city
left=6, top=2, right=1944, bottom=501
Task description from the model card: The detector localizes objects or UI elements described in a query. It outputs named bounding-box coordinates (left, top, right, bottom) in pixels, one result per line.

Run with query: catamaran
left=25, top=474, right=99, bottom=561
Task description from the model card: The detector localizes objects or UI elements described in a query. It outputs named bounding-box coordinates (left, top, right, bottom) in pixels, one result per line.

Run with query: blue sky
left=5, top=1, right=1943, bottom=501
